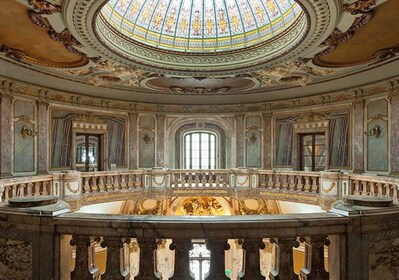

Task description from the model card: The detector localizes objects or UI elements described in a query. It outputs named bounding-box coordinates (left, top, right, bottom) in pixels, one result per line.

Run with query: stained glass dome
left=99, top=0, right=303, bottom=53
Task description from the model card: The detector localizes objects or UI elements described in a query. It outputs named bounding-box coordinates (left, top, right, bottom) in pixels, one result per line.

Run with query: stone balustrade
left=1, top=195, right=399, bottom=280
left=1, top=169, right=399, bottom=208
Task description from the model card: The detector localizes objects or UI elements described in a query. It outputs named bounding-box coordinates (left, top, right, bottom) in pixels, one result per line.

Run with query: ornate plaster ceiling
left=0, top=0, right=399, bottom=104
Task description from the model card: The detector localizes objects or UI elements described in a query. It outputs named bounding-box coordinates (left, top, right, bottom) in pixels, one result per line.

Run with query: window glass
left=184, top=132, right=217, bottom=169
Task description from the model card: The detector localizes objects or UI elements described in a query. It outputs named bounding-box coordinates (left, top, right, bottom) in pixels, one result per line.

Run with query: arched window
left=184, top=132, right=217, bottom=169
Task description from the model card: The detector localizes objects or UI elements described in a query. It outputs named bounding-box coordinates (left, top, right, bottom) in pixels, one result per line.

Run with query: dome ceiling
left=100, top=0, right=303, bottom=53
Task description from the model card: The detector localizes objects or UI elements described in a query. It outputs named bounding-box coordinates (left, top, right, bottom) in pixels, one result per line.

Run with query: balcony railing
left=0, top=194, right=398, bottom=280
left=1, top=169, right=399, bottom=208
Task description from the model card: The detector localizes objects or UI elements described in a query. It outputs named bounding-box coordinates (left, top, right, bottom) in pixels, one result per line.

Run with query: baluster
left=393, top=185, right=398, bottom=202
left=27, top=182, right=33, bottom=196
left=267, top=174, right=274, bottom=189
left=70, top=236, right=95, bottom=280
left=135, top=238, right=158, bottom=280
left=33, top=182, right=40, bottom=196
left=377, top=183, right=383, bottom=197
left=128, top=174, right=134, bottom=189
left=208, top=172, right=215, bottom=186
left=121, top=174, right=127, bottom=190
left=169, top=239, right=192, bottom=280
left=260, top=174, right=266, bottom=188
left=275, top=174, right=281, bottom=189
left=384, top=183, right=390, bottom=197
left=44, top=181, right=50, bottom=195
left=4, top=186, right=9, bottom=202
left=98, top=176, right=105, bottom=192
left=215, top=174, right=221, bottom=187
left=269, top=238, right=299, bottom=280
left=311, top=176, right=318, bottom=193
left=288, top=175, right=296, bottom=190
left=83, top=177, right=91, bottom=193
left=114, top=175, right=121, bottom=190
left=240, top=239, right=265, bottom=280
left=369, top=182, right=375, bottom=196
left=17, top=183, right=25, bottom=197
left=88, top=238, right=101, bottom=279
left=135, top=175, right=141, bottom=188
left=101, top=237, right=130, bottom=280
left=194, top=173, right=200, bottom=187
left=106, top=175, right=113, bottom=191
left=300, top=236, right=330, bottom=280
left=207, top=239, right=230, bottom=279
left=304, top=176, right=311, bottom=192
left=201, top=172, right=207, bottom=186
left=91, top=176, right=98, bottom=193
left=187, top=173, right=193, bottom=186
left=353, top=180, right=360, bottom=195
left=12, top=185, right=17, bottom=198
left=296, top=175, right=304, bottom=191
left=361, top=181, right=368, bottom=195
left=281, top=175, right=288, bottom=190
left=222, top=174, right=228, bottom=188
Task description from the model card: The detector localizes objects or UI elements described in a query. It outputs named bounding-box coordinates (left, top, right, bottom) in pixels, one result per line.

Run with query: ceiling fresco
left=0, top=0, right=398, bottom=103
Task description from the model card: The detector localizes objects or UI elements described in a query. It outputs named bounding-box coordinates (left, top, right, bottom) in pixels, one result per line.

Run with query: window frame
left=181, top=130, right=220, bottom=170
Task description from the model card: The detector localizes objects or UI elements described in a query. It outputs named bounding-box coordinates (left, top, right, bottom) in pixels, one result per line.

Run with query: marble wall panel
left=369, top=237, right=399, bottom=279
left=245, top=115, right=262, bottom=168
left=139, top=115, right=156, bottom=168
left=0, top=238, right=32, bottom=280
left=367, top=99, right=388, bottom=172
left=13, top=99, right=35, bottom=173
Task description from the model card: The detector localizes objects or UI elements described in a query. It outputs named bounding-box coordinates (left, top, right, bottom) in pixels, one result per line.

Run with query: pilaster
left=235, top=114, right=245, bottom=167
left=0, top=83, right=14, bottom=178
left=37, top=97, right=49, bottom=174
left=389, top=81, right=399, bottom=175
left=352, top=92, right=365, bottom=173
left=156, top=114, right=165, bottom=167
left=262, top=112, right=272, bottom=170
left=128, top=112, right=139, bottom=169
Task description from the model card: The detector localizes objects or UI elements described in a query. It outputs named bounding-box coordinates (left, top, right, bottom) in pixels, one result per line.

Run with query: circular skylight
left=99, top=0, right=303, bottom=53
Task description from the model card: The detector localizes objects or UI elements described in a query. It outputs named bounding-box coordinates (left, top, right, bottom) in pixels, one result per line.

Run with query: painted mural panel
left=139, top=115, right=156, bottom=168
left=13, top=99, right=35, bottom=173
left=245, top=115, right=262, bottom=167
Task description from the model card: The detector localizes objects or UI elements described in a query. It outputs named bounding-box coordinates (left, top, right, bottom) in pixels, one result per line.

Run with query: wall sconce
left=21, top=125, right=37, bottom=138
left=142, top=133, right=154, bottom=144
left=365, top=125, right=381, bottom=137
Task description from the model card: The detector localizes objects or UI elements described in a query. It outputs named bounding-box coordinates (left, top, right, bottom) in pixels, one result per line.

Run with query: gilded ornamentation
left=0, top=45, right=28, bottom=63
left=236, top=199, right=272, bottom=215
left=131, top=199, right=164, bottom=215
left=343, top=0, right=376, bottom=15
left=253, top=59, right=334, bottom=87
left=73, top=112, right=103, bottom=123
left=28, top=0, right=61, bottom=14
left=321, top=182, right=336, bottom=194
left=296, top=112, right=327, bottom=122
left=179, top=197, right=224, bottom=215
left=66, top=183, right=79, bottom=194
left=169, top=86, right=231, bottom=95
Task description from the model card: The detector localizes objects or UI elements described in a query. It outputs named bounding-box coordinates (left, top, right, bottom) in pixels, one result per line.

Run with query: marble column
left=156, top=114, right=165, bottom=167
left=235, top=114, right=245, bottom=167
left=0, top=92, right=13, bottom=178
left=262, top=112, right=272, bottom=170
left=101, top=237, right=130, bottom=280
left=135, top=238, right=158, bottom=280
left=37, top=100, right=49, bottom=174
left=300, top=236, right=330, bottom=280
left=269, top=237, right=299, bottom=280
left=241, top=238, right=265, bottom=280
left=352, top=98, right=365, bottom=173
left=207, top=239, right=230, bottom=280
left=129, top=112, right=139, bottom=170
left=169, top=239, right=192, bottom=280
left=389, top=87, right=399, bottom=174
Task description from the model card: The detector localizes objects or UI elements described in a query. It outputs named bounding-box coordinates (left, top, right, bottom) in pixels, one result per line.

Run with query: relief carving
left=28, top=0, right=61, bottom=14
left=343, top=0, right=376, bottom=15
left=0, top=239, right=32, bottom=280
left=0, top=45, right=28, bottom=63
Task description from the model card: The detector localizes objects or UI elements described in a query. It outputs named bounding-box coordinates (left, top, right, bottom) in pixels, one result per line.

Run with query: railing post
left=240, top=238, right=265, bottom=280
left=300, top=236, right=330, bottom=280
left=135, top=238, right=158, bottom=280
left=319, top=171, right=341, bottom=210
left=101, top=237, right=130, bottom=280
left=169, top=239, right=192, bottom=280
left=70, top=236, right=94, bottom=280
left=207, top=239, right=230, bottom=279
left=269, top=237, right=299, bottom=280
left=63, top=171, right=83, bottom=211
